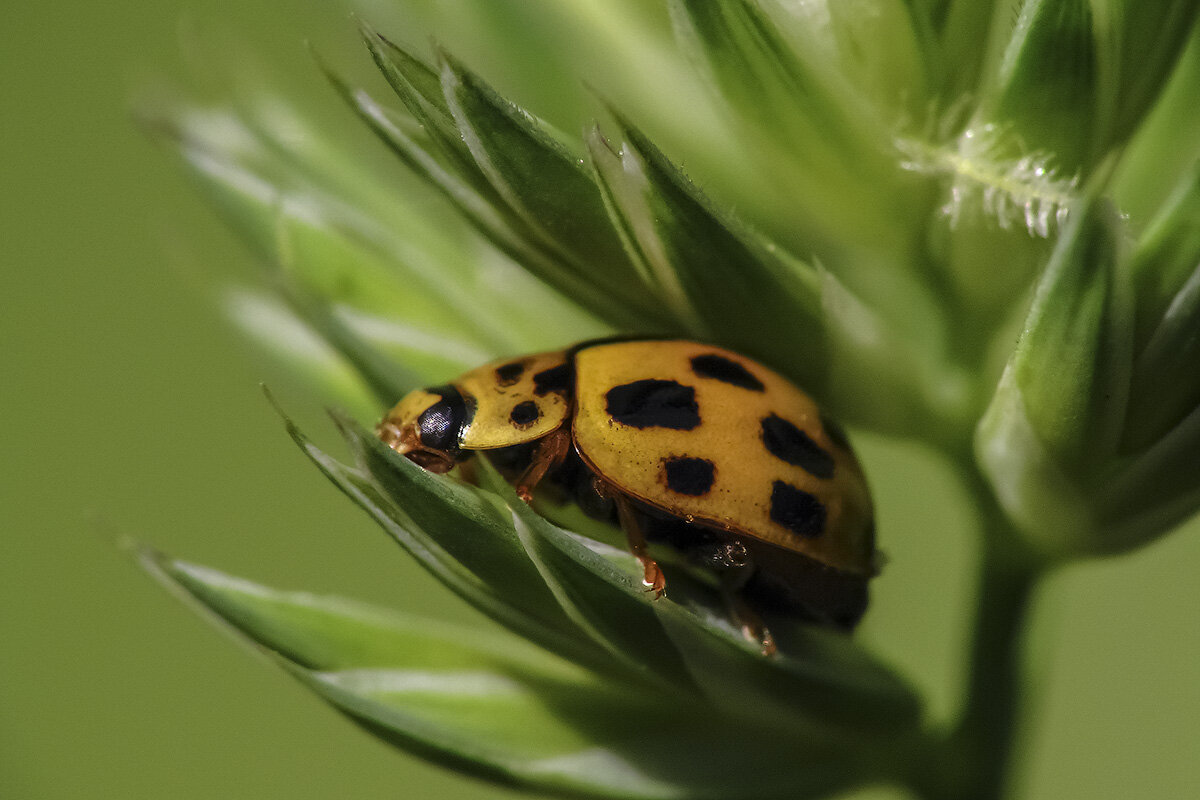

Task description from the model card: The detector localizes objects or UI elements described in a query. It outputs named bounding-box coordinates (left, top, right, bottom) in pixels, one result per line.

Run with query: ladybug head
left=376, top=384, right=473, bottom=473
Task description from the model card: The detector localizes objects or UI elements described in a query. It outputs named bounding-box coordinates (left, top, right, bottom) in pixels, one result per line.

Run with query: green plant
left=142, top=2, right=1200, bottom=798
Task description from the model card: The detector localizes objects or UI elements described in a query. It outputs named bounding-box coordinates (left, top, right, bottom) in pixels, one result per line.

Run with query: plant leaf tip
left=259, top=383, right=308, bottom=445
left=129, top=542, right=186, bottom=599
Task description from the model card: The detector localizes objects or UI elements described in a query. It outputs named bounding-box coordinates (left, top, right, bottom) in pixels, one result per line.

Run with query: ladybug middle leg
left=592, top=480, right=667, bottom=597
left=617, top=497, right=668, bottom=597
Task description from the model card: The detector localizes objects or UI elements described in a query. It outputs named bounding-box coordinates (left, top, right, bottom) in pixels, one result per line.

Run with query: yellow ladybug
left=377, top=339, right=876, bottom=652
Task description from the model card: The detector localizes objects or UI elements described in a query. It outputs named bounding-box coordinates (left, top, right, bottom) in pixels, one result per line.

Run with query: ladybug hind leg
left=723, top=580, right=777, bottom=657
left=694, top=539, right=777, bottom=657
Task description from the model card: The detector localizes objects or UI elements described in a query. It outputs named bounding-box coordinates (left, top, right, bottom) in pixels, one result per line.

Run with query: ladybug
left=377, top=339, right=876, bottom=653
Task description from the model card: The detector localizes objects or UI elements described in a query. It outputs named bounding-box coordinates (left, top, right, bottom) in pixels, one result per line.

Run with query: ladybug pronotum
left=377, top=339, right=877, bottom=653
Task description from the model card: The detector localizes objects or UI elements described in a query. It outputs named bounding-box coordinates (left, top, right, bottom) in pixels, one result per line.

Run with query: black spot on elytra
left=509, top=400, right=541, bottom=427
left=690, top=353, right=765, bottom=391
left=769, top=481, right=826, bottom=537
left=495, top=361, right=525, bottom=386
left=662, top=456, right=716, bottom=496
left=761, top=414, right=835, bottom=479
left=606, top=379, right=700, bottom=430
left=533, top=363, right=573, bottom=396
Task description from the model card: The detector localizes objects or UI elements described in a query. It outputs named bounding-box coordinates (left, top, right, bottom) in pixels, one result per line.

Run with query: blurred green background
left=3, top=1, right=1197, bottom=798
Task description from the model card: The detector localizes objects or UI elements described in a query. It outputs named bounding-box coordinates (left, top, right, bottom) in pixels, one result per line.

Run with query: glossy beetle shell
left=378, top=338, right=877, bottom=629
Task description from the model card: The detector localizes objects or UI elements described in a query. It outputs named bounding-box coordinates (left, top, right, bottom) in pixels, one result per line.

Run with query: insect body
left=378, top=339, right=876, bottom=651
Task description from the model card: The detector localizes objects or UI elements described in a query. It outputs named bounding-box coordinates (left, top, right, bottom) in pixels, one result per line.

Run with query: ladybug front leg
left=513, top=428, right=571, bottom=503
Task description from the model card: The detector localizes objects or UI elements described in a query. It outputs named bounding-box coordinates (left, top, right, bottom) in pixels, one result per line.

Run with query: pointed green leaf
left=322, top=66, right=641, bottom=333
left=931, top=0, right=1007, bottom=101
left=986, top=0, right=1199, bottom=174
left=474, top=449, right=922, bottom=738
left=140, top=548, right=550, bottom=671
left=1125, top=182, right=1200, bottom=449
left=474, top=461, right=698, bottom=689
left=149, top=101, right=522, bottom=395
left=144, top=555, right=871, bottom=800
left=288, top=410, right=920, bottom=740
left=345, top=32, right=681, bottom=332
left=791, top=0, right=928, bottom=118
left=900, top=0, right=952, bottom=29
left=670, top=0, right=882, bottom=163
left=145, top=92, right=595, bottom=368
left=356, top=25, right=510, bottom=208
left=586, top=119, right=828, bottom=389
left=1009, top=197, right=1131, bottom=464
left=1129, top=163, right=1200, bottom=348
left=160, top=100, right=484, bottom=325
left=818, top=271, right=974, bottom=440
left=223, top=290, right=382, bottom=415
left=976, top=195, right=1135, bottom=555
left=362, top=30, right=589, bottom=216
left=1128, top=263, right=1200, bottom=428
left=437, top=51, right=671, bottom=329
left=650, top=575, right=923, bottom=737
left=317, top=65, right=548, bottom=265
left=589, top=119, right=961, bottom=437
left=1094, top=0, right=1200, bottom=151
left=977, top=361, right=1096, bottom=555
left=1111, top=29, right=1200, bottom=221
left=987, top=0, right=1099, bottom=173
left=668, top=0, right=912, bottom=257
left=361, top=1, right=698, bottom=142
left=274, top=279, right=423, bottom=405
left=1098, top=404, right=1200, bottom=553
left=291, top=664, right=867, bottom=800
left=284, top=411, right=628, bottom=678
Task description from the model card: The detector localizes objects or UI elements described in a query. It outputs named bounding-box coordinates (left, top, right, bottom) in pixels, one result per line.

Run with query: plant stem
left=952, top=528, right=1040, bottom=798
left=906, top=471, right=1044, bottom=800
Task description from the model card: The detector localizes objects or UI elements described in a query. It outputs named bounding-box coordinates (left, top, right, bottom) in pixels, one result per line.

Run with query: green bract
left=139, top=406, right=922, bottom=799
left=144, top=2, right=1200, bottom=798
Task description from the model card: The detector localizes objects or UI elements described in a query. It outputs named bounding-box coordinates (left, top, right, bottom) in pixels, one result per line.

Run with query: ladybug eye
left=416, top=386, right=469, bottom=451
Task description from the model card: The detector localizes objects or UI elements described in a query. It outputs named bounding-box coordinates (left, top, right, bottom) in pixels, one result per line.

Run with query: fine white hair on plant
left=895, top=122, right=1079, bottom=238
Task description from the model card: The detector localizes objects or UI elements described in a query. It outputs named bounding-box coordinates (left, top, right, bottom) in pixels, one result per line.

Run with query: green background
left=3, top=1, right=1197, bottom=798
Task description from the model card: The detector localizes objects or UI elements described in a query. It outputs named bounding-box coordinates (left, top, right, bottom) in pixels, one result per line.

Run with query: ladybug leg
left=513, top=428, right=570, bottom=504
left=620, top=499, right=667, bottom=598
left=590, top=479, right=666, bottom=596
left=706, top=540, right=777, bottom=657
left=722, top=581, right=777, bottom=657
left=598, top=487, right=666, bottom=598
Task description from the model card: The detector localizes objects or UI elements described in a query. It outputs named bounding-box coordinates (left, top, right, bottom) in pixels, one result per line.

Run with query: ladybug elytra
left=377, top=339, right=877, bottom=653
